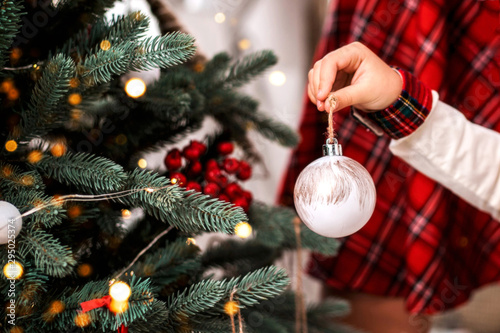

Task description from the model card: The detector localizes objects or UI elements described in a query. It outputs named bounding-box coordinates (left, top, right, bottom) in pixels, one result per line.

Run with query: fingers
left=326, top=83, right=367, bottom=112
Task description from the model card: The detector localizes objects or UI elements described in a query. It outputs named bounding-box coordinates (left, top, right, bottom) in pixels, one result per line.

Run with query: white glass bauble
left=0, top=201, right=22, bottom=244
left=294, top=142, right=376, bottom=238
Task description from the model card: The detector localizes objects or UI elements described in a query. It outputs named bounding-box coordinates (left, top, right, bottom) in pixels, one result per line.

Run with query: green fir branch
left=19, top=229, right=76, bottom=278
left=35, top=152, right=127, bottom=193
left=0, top=0, right=23, bottom=70
left=20, top=54, right=75, bottom=139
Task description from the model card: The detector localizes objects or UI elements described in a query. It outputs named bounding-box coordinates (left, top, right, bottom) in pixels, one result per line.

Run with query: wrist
left=365, top=68, right=433, bottom=139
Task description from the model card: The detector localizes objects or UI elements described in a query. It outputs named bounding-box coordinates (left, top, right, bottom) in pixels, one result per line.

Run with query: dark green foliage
left=249, top=201, right=340, bottom=256
left=35, top=152, right=127, bottom=193
left=20, top=54, right=75, bottom=140
left=0, top=0, right=23, bottom=70
left=19, top=228, right=76, bottom=277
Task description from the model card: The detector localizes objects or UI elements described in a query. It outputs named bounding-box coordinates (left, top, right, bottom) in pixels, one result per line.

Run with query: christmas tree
left=0, top=1, right=355, bottom=332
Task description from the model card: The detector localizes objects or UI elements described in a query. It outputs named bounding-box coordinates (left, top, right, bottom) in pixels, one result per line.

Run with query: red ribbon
left=80, top=295, right=128, bottom=333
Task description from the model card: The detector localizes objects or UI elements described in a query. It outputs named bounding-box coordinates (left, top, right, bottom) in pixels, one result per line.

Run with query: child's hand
left=307, top=42, right=403, bottom=113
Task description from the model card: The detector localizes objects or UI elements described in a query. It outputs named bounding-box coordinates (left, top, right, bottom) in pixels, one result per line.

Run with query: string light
left=109, top=281, right=131, bottom=302
left=3, top=262, right=23, bottom=279
left=74, top=313, right=91, bottom=327
left=125, top=78, right=146, bottom=98
left=214, top=12, right=226, bottom=23
left=186, top=237, right=196, bottom=245
left=238, top=39, right=251, bottom=50
left=1, top=80, right=14, bottom=92
left=109, top=299, right=128, bottom=314
left=47, top=300, right=65, bottom=315
left=224, top=301, right=239, bottom=316
left=69, top=78, right=80, bottom=88
left=269, top=71, right=286, bottom=86
left=50, top=142, right=67, bottom=157
left=100, top=40, right=111, bottom=51
left=121, top=209, right=132, bottom=219
left=5, top=140, right=17, bottom=152
left=137, top=158, right=147, bottom=169
left=27, top=150, right=43, bottom=164
left=2, top=165, right=13, bottom=177
left=7, top=88, right=19, bottom=101
left=10, top=48, right=22, bottom=61
left=20, top=175, right=34, bottom=186
left=234, top=222, right=252, bottom=238
left=67, top=205, right=82, bottom=219
left=68, top=93, right=82, bottom=105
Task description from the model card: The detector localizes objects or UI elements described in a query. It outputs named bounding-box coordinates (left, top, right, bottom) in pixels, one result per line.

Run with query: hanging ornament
left=293, top=94, right=376, bottom=238
left=0, top=201, right=22, bottom=244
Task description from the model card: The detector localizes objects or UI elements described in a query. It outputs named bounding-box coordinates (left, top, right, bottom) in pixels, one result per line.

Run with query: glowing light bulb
left=109, top=299, right=128, bottom=314
left=137, top=158, right=147, bottom=169
left=68, top=93, right=82, bottom=105
left=100, top=40, right=111, bottom=51
left=186, top=237, right=196, bottom=245
left=47, top=300, right=65, bottom=314
left=3, top=262, right=23, bottom=280
left=74, top=313, right=91, bottom=327
left=77, top=263, right=92, bottom=277
left=234, top=222, right=252, bottom=239
left=121, top=209, right=132, bottom=219
left=27, top=150, right=43, bottom=164
left=69, top=78, right=80, bottom=88
left=50, top=143, right=67, bottom=157
left=145, top=188, right=155, bottom=193
left=269, top=71, right=286, bottom=86
left=238, top=39, right=251, bottom=50
left=109, top=281, right=132, bottom=302
left=5, top=140, right=17, bottom=152
left=125, top=78, right=146, bottom=98
left=224, top=301, right=239, bottom=316
left=214, top=12, right=226, bottom=23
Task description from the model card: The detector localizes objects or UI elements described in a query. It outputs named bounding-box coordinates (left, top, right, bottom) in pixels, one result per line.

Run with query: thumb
left=325, top=84, right=365, bottom=112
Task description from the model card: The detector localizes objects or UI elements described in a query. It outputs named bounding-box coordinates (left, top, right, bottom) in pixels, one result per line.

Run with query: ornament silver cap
left=323, top=138, right=343, bottom=156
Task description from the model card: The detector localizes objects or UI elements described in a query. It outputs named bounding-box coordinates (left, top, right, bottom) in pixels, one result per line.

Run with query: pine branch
left=35, top=152, right=127, bottom=193
left=0, top=0, right=23, bottom=71
left=248, top=202, right=340, bottom=256
left=130, top=32, right=196, bottom=71
left=19, top=229, right=76, bottom=278
left=20, top=54, right=75, bottom=139
left=165, top=280, right=225, bottom=326
left=128, top=299, right=170, bottom=333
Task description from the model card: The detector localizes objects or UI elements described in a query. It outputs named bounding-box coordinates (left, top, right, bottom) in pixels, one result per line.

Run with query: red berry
left=203, top=182, right=220, bottom=197
left=190, top=140, right=207, bottom=155
left=185, top=181, right=202, bottom=192
left=237, top=161, right=252, bottom=180
left=205, top=169, right=221, bottom=183
left=242, top=190, right=253, bottom=202
left=183, top=146, right=201, bottom=161
left=187, top=160, right=203, bottom=176
left=170, top=172, right=187, bottom=186
left=225, top=182, right=242, bottom=199
left=217, top=142, right=234, bottom=156
left=217, top=175, right=228, bottom=189
left=232, top=196, right=249, bottom=212
left=222, top=158, right=239, bottom=174
left=164, top=149, right=182, bottom=171
left=218, top=194, right=230, bottom=202
left=206, top=159, right=219, bottom=171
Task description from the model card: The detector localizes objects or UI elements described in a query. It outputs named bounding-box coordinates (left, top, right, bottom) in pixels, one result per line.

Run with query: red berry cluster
left=164, top=141, right=253, bottom=211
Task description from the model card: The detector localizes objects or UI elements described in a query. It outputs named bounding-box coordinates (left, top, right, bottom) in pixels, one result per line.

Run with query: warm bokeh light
left=74, top=312, right=91, bottom=327
left=109, top=299, right=128, bottom=314
left=9, top=326, right=23, bottom=333
left=1, top=80, right=14, bottom=92
left=269, top=71, right=286, bottom=86
left=234, top=222, right=252, bottom=239
left=115, top=134, right=127, bottom=145
left=7, top=88, right=19, bottom=101
left=109, top=281, right=132, bottom=302
left=121, top=209, right=132, bottom=219
left=27, top=150, right=43, bottom=164
left=2, top=165, right=13, bottom=177
left=186, top=237, right=196, bottom=245
left=5, top=140, right=17, bottom=152
left=47, top=300, right=65, bottom=314
left=69, top=78, right=80, bottom=88
left=77, top=263, right=93, bottom=277
left=21, top=175, right=34, bottom=186
left=145, top=188, right=155, bottom=193
left=223, top=301, right=239, bottom=316
left=10, top=48, right=22, bottom=61
left=214, top=12, right=226, bottom=23
left=50, top=143, right=67, bottom=157
left=137, top=158, right=147, bottom=169
left=100, top=40, right=111, bottom=51
left=238, top=39, right=251, bottom=50
left=3, top=262, right=24, bottom=280
left=125, top=78, right=146, bottom=98
left=68, top=93, right=82, bottom=105
left=67, top=205, right=82, bottom=219
left=170, top=177, right=178, bottom=184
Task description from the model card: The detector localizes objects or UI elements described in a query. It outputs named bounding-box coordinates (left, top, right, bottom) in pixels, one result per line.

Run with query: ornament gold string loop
left=326, top=93, right=337, bottom=143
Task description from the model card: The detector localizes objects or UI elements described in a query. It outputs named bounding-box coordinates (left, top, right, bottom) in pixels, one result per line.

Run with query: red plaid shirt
left=279, top=0, right=500, bottom=314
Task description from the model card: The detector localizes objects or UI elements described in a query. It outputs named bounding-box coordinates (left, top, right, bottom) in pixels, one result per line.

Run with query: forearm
left=354, top=70, right=500, bottom=220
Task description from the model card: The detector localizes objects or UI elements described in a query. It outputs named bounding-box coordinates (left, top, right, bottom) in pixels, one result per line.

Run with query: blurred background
left=108, top=0, right=500, bottom=332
